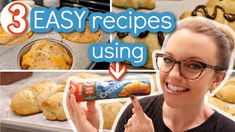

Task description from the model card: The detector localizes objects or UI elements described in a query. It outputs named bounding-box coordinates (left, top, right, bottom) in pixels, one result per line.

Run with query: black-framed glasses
left=155, top=53, right=226, bottom=80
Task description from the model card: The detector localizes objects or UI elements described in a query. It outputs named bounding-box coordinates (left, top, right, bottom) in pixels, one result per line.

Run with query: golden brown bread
left=62, top=73, right=102, bottom=84
left=11, top=89, right=41, bottom=115
left=206, top=0, right=235, bottom=13
left=179, top=5, right=235, bottom=31
left=60, top=25, right=102, bottom=44
left=21, top=40, right=72, bottom=70
left=112, top=0, right=155, bottom=10
left=215, top=77, right=235, bottom=103
left=41, top=92, right=67, bottom=121
left=118, top=81, right=151, bottom=97
left=208, top=96, right=229, bottom=112
left=0, top=26, right=33, bottom=45
left=100, top=101, right=126, bottom=130
left=10, top=82, right=65, bottom=115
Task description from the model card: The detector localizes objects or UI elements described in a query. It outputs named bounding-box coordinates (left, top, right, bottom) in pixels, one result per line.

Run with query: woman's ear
left=211, top=71, right=227, bottom=91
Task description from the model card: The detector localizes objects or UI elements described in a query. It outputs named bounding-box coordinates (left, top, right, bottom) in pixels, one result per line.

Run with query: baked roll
left=179, top=5, right=235, bottom=31
left=0, top=26, right=33, bottom=45
left=208, top=96, right=229, bottom=112
left=100, top=101, right=126, bottom=130
left=60, top=25, right=102, bottom=44
left=41, top=92, right=67, bottom=121
left=118, top=81, right=151, bottom=97
left=112, top=0, right=155, bottom=10
left=215, top=77, right=235, bottom=103
left=206, top=0, right=235, bottom=13
left=10, top=82, right=65, bottom=115
left=116, top=31, right=163, bottom=69
left=228, top=107, right=235, bottom=117
left=21, top=40, right=72, bottom=70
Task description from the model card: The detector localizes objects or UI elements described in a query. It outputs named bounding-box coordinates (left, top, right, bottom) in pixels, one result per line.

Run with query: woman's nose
left=167, top=64, right=183, bottom=79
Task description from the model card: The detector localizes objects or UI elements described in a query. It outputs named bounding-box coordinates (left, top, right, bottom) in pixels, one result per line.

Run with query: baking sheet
left=0, top=30, right=110, bottom=70
left=0, top=73, right=73, bottom=132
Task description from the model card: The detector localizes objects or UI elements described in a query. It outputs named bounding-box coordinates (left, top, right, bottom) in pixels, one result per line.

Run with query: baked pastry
left=208, top=96, right=229, bottom=112
left=0, top=26, right=33, bottom=45
left=116, top=31, right=163, bottom=69
left=60, top=25, right=102, bottom=44
left=206, top=0, right=235, bottom=13
left=41, top=92, right=67, bottom=121
left=179, top=5, right=235, bottom=31
left=228, top=107, right=235, bottom=117
left=62, top=73, right=102, bottom=84
left=21, top=40, right=72, bottom=70
left=215, top=77, right=235, bottom=103
left=10, top=82, right=64, bottom=115
left=118, top=81, right=151, bottom=97
left=100, top=101, right=125, bottom=130
left=112, top=0, right=155, bottom=10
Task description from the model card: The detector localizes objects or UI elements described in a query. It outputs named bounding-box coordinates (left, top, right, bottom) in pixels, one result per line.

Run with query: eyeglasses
left=155, top=53, right=226, bottom=80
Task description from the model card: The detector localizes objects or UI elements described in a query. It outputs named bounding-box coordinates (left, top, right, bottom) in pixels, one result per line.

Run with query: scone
left=10, top=82, right=65, bottom=115
left=112, top=0, right=155, bottom=10
left=60, top=25, right=102, bottom=44
left=116, top=31, right=163, bottom=69
left=21, top=40, right=72, bottom=70
left=100, top=101, right=126, bottom=130
left=0, top=26, right=33, bottom=45
left=41, top=92, right=67, bottom=121
left=215, top=77, right=235, bottom=103
left=179, top=5, right=235, bottom=31
left=208, top=96, right=229, bottom=112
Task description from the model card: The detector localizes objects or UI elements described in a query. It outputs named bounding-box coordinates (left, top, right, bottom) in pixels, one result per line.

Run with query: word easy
left=89, top=39, right=147, bottom=67
left=31, top=7, right=88, bottom=32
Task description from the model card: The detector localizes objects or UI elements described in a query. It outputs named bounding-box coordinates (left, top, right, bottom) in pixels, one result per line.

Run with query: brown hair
left=166, top=17, right=235, bottom=70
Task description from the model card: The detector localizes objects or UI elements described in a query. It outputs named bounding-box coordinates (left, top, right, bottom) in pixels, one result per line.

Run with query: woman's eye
left=163, top=57, right=174, bottom=64
left=185, top=63, right=202, bottom=70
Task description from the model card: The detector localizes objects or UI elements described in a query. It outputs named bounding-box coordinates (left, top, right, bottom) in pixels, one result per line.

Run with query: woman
left=67, top=17, right=235, bottom=132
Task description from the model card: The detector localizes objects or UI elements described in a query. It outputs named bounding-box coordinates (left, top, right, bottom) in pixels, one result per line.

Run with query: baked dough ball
left=0, top=26, right=33, bottom=45
left=208, top=96, right=229, bottom=112
left=10, top=89, right=41, bottom=115
left=215, top=77, right=235, bottom=103
left=116, top=32, right=163, bottom=69
left=118, top=81, right=151, bottom=97
left=41, top=92, right=67, bottom=121
left=60, top=26, right=102, bottom=44
left=179, top=5, right=235, bottom=31
left=11, top=82, right=64, bottom=115
left=21, top=40, right=72, bottom=70
left=100, top=101, right=125, bottom=130
left=112, top=0, right=155, bottom=10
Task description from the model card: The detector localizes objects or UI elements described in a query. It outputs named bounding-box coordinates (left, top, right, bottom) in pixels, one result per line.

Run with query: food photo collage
left=0, top=0, right=235, bottom=132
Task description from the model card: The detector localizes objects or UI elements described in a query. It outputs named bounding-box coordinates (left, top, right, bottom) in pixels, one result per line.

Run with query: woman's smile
left=165, top=82, right=190, bottom=94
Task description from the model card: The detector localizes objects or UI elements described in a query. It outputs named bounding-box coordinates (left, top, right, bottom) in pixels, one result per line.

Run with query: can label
left=70, top=76, right=152, bottom=102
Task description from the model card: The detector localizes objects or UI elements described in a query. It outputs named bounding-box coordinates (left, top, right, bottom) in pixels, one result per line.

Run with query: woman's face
left=160, top=29, right=219, bottom=108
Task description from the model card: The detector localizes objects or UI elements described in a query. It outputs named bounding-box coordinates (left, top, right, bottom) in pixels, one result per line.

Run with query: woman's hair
left=164, top=17, right=235, bottom=70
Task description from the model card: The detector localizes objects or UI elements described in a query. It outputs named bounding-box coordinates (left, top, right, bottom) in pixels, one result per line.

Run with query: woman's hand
left=124, top=96, right=155, bottom=132
left=67, top=87, right=99, bottom=132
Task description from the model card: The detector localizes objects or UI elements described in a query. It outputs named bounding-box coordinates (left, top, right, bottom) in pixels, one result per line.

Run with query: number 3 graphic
left=7, top=2, right=28, bottom=35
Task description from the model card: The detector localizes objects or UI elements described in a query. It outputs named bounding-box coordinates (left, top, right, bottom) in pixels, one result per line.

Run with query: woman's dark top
left=115, top=94, right=235, bottom=132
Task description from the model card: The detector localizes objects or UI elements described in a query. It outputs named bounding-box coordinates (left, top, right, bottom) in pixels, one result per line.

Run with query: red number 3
left=7, top=2, right=28, bottom=35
